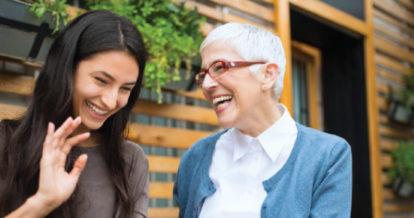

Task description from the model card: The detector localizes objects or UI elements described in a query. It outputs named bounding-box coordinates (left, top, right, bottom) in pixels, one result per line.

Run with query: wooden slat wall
left=0, top=1, right=276, bottom=217
left=373, top=0, right=414, bottom=216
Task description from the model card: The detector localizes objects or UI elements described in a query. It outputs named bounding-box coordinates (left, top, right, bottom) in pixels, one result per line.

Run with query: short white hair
left=200, top=22, right=286, bottom=101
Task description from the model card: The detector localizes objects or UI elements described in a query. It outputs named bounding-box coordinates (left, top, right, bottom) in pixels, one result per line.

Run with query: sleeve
left=130, top=147, right=149, bottom=218
left=173, top=153, right=188, bottom=218
left=310, top=139, right=353, bottom=218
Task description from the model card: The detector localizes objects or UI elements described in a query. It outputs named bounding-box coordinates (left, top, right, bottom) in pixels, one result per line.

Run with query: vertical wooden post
left=364, top=0, right=384, bottom=217
left=273, top=0, right=293, bottom=113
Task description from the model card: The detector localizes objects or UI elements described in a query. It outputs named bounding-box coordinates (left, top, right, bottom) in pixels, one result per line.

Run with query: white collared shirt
left=199, top=105, right=298, bottom=218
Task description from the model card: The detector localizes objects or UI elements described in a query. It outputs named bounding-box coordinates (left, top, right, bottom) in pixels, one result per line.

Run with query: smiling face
left=72, top=50, right=139, bottom=131
left=201, top=41, right=267, bottom=131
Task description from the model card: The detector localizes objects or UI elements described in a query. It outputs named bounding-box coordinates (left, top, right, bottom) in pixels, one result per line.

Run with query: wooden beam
left=147, top=155, right=180, bottom=174
left=395, top=0, right=414, bottom=11
left=374, top=0, right=414, bottom=26
left=365, top=0, right=384, bottom=217
left=373, top=10, right=414, bottom=36
left=209, top=0, right=275, bottom=23
left=149, top=182, right=174, bottom=198
left=274, top=0, right=293, bottom=113
left=0, top=74, right=34, bottom=96
left=379, top=125, right=414, bottom=139
left=0, top=104, right=26, bottom=120
left=289, top=0, right=368, bottom=36
left=148, top=208, right=179, bottom=218
left=377, top=69, right=403, bottom=84
left=375, top=37, right=414, bottom=64
left=375, top=54, right=412, bottom=75
left=133, top=99, right=218, bottom=125
left=127, top=124, right=213, bottom=149
left=181, top=0, right=274, bottom=32
left=374, top=21, right=414, bottom=50
left=382, top=153, right=392, bottom=169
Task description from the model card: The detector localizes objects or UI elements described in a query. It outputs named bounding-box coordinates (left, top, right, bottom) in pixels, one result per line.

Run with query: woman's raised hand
left=34, top=117, right=90, bottom=214
left=5, top=117, right=90, bottom=218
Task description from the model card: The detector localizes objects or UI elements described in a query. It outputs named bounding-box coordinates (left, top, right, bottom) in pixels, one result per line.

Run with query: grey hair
left=200, top=22, right=286, bottom=101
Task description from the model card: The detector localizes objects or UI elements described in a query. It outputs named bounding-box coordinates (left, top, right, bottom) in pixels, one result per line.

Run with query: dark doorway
left=290, top=7, right=372, bottom=218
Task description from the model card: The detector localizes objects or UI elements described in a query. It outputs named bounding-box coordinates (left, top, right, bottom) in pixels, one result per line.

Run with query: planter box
left=388, top=99, right=414, bottom=125
left=393, top=177, right=414, bottom=198
left=0, top=0, right=55, bottom=63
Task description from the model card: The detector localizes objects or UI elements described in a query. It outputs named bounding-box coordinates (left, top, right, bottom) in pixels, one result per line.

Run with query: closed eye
left=121, top=86, right=133, bottom=91
left=94, top=77, right=107, bottom=84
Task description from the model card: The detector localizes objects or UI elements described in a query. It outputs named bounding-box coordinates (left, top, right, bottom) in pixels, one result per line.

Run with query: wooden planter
left=0, top=0, right=55, bottom=63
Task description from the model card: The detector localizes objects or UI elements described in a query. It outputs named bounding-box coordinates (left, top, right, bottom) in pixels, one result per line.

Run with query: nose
left=202, top=73, right=218, bottom=90
left=101, top=88, right=118, bottom=110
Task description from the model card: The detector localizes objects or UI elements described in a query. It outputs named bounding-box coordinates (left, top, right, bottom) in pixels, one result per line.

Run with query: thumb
left=69, top=154, right=88, bottom=179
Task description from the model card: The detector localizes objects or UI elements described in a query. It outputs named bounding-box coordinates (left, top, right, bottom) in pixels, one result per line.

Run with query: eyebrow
left=97, top=71, right=136, bottom=86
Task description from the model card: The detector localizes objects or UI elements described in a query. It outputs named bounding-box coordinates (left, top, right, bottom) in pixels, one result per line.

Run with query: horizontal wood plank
left=149, top=182, right=174, bottom=198
left=148, top=208, right=179, bottom=218
left=373, top=9, right=414, bottom=36
left=395, top=0, right=414, bottom=11
left=381, top=137, right=400, bottom=151
left=374, top=21, right=414, bottom=50
left=377, top=68, right=403, bottom=84
left=379, top=125, right=414, bottom=139
left=375, top=54, right=412, bottom=75
left=374, top=0, right=414, bottom=26
left=0, top=104, right=26, bottom=120
left=210, top=0, right=274, bottom=22
left=382, top=153, right=392, bottom=169
left=133, top=99, right=217, bottom=125
left=375, top=37, right=414, bottom=64
left=127, top=124, right=213, bottom=149
left=0, top=74, right=34, bottom=96
left=148, top=155, right=180, bottom=173
left=383, top=202, right=414, bottom=213
left=181, top=1, right=274, bottom=32
left=162, top=88, right=206, bottom=100
left=382, top=172, right=391, bottom=186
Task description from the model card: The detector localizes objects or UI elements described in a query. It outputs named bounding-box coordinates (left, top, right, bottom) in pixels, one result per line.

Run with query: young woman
left=0, top=10, right=149, bottom=218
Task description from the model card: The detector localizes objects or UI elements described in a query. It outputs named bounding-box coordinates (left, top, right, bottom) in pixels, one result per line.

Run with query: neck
left=72, top=125, right=100, bottom=147
left=237, top=100, right=282, bottom=137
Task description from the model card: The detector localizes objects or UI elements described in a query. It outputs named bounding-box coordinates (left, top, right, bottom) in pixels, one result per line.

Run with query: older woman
left=174, top=22, right=352, bottom=218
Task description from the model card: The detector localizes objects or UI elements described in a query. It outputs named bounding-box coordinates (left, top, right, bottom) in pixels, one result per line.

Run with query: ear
left=260, top=63, right=279, bottom=91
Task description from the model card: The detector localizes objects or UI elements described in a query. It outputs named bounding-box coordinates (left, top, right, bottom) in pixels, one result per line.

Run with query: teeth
left=86, top=102, right=108, bottom=115
left=212, top=96, right=232, bottom=105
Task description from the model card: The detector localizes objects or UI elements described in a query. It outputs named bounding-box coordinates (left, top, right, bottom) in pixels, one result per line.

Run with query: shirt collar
left=232, top=104, right=297, bottom=162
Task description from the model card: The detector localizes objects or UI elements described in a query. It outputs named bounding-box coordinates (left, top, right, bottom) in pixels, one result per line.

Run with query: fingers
left=43, top=122, right=56, bottom=152
left=54, top=117, right=82, bottom=143
left=69, top=154, right=88, bottom=180
left=61, top=132, right=90, bottom=155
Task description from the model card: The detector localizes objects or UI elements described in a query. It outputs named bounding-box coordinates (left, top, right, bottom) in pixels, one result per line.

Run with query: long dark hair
left=0, top=10, right=147, bottom=218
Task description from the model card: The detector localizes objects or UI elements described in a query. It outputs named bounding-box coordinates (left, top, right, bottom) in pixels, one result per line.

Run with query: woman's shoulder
left=120, top=140, right=148, bottom=167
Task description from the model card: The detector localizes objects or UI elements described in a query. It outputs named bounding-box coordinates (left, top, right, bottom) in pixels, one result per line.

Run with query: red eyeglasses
left=195, top=60, right=266, bottom=87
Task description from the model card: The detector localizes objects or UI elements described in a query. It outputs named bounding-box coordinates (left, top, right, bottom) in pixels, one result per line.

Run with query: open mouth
left=212, top=95, right=233, bottom=108
left=86, top=101, right=108, bottom=115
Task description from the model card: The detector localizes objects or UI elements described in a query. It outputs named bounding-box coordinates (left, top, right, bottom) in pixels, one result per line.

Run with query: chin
left=84, top=121, right=104, bottom=131
left=217, top=118, right=234, bottom=129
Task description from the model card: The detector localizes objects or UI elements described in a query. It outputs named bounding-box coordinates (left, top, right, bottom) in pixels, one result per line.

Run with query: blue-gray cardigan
left=173, top=123, right=352, bottom=218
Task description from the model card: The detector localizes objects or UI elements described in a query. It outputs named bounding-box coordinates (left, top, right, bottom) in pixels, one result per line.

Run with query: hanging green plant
left=28, top=0, right=70, bottom=33
left=25, top=0, right=205, bottom=103
left=88, top=0, right=205, bottom=102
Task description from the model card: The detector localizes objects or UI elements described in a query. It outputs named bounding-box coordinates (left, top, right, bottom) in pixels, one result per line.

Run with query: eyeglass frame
left=195, top=60, right=266, bottom=87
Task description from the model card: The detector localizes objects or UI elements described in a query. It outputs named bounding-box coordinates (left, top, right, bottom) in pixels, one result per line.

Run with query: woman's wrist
left=27, top=194, right=56, bottom=216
